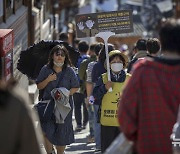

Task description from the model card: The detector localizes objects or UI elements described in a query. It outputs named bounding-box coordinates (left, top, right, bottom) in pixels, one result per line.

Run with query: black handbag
left=34, top=69, right=66, bottom=122
left=34, top=99, right=55, bottom=122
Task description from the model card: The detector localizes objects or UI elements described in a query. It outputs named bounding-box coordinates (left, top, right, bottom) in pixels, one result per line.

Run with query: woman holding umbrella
left=36, top=45, right=79, bottom=154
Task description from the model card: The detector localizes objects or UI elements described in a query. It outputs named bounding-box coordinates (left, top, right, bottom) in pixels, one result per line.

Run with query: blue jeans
left=93, top=104, right=101, bottom=149
left=87, top=104, right=94, bottom=137
left=73, top=93, right=88, bottom=127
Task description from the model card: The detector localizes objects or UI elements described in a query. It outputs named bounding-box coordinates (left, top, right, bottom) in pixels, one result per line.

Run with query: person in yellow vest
left=93, top=50, right=130, bottom=153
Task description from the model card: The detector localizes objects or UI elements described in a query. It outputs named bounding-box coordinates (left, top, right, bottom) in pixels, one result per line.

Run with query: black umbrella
left=17, top=40, right=79, bottom=80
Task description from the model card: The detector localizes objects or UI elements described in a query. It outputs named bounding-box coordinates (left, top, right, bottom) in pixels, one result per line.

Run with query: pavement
left=65, top=127, right=96, bottom=154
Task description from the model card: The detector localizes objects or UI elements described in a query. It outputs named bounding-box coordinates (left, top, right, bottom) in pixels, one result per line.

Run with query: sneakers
left=75, top=122, right=87, bottom=132
left=82, top=125, right=86, bottom=129
left=94, top=147, right=101, bottom=152
left=82, top=122, right=88, bottom=129
left=51, top=147, right=56, bottom=154
left=75, top=125, right=82, bottom=132
left=87, top=135, right=95, bottom=143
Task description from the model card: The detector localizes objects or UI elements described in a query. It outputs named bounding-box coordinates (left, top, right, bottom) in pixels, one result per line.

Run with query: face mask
left=111, top=63, right=123, bottom=72
left=53, top=61, right=64, bottom=67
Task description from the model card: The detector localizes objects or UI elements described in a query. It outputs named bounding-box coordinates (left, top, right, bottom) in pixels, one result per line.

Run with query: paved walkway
left=65, top=128, right=96, bottom=154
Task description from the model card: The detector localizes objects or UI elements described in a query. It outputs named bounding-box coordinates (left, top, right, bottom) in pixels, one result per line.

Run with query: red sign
left=0, top=29, right=14, bottom=57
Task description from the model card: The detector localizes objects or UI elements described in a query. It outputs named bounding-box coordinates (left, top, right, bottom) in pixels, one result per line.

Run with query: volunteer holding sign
left=93, top=50, right=130, bottom=153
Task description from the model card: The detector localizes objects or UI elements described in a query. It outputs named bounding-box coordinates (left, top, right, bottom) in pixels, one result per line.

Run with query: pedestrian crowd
left=0, top=18, right=180, bottom=154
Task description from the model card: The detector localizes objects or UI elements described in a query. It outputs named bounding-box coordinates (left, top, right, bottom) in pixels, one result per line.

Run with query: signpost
left=75, top=10, right=133, bottom=91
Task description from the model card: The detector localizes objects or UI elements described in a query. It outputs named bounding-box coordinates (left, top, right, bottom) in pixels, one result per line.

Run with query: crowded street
left=0, top=0, right=180, bottom=154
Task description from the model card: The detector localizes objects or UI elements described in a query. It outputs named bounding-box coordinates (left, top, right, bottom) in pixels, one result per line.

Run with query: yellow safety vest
left=100, top=73, right=131, bottom=127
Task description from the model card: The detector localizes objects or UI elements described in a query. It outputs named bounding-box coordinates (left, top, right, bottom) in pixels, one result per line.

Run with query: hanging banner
left=75, top=10, right=133, bottom=38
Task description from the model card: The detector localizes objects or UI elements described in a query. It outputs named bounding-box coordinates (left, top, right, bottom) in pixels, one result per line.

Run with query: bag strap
left=54, top=68, right=66, bottom=88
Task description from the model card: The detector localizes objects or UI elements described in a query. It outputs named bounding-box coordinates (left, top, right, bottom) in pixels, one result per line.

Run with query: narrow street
left=1, top=1, right=179, bottom=154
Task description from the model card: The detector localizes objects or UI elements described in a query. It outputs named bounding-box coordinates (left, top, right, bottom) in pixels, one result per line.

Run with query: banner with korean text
left=75, top=10, right=133, bottom=38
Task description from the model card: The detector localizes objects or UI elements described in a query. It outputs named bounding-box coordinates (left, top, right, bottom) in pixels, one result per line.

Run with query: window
left=15, top=0, right=23, bottom=11
left=5, top=0, right=13, bottom=18
left=0, top=0, right=3, bottom=23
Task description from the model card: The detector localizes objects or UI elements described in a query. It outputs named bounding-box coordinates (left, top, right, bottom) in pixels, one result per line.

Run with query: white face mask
left=53, top=61, right=64, bottom=67
left=111, top=63, right=123, bottom=72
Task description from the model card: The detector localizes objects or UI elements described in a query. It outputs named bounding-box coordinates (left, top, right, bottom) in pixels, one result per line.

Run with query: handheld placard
left=75, top=10, right=134, bottom=92
left=95, top=32, right=115, bottom=92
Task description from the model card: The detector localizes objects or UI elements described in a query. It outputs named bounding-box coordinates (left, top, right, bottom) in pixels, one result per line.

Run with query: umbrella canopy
left=17, top=40, right=79, bottom=80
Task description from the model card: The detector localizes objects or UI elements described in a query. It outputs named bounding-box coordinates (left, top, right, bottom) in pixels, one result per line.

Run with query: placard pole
left=95, top=32, right=115, bottom=92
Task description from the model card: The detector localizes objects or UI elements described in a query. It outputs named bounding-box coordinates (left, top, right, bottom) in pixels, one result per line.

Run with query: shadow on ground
left=65, top=128, right=101, bottom=154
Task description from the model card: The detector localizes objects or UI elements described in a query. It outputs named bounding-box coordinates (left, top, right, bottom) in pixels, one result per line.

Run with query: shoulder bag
left=34, top=69, right=66, bottom=122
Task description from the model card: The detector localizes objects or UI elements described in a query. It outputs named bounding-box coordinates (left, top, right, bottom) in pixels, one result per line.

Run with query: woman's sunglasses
left=55, top=50, right=65, bottom=57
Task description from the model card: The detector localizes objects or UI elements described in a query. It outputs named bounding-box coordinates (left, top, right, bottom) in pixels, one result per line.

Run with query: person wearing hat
left=93, top=50, right=130, bottom=153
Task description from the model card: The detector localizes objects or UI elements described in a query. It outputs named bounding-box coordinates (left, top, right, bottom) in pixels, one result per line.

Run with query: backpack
left=75, top=55, right=89, bottom=85
left=76, top=55, right=89, bottom=68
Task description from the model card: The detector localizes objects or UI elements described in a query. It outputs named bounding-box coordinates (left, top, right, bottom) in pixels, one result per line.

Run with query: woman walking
left=36, top=45, right=79, bottom=154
